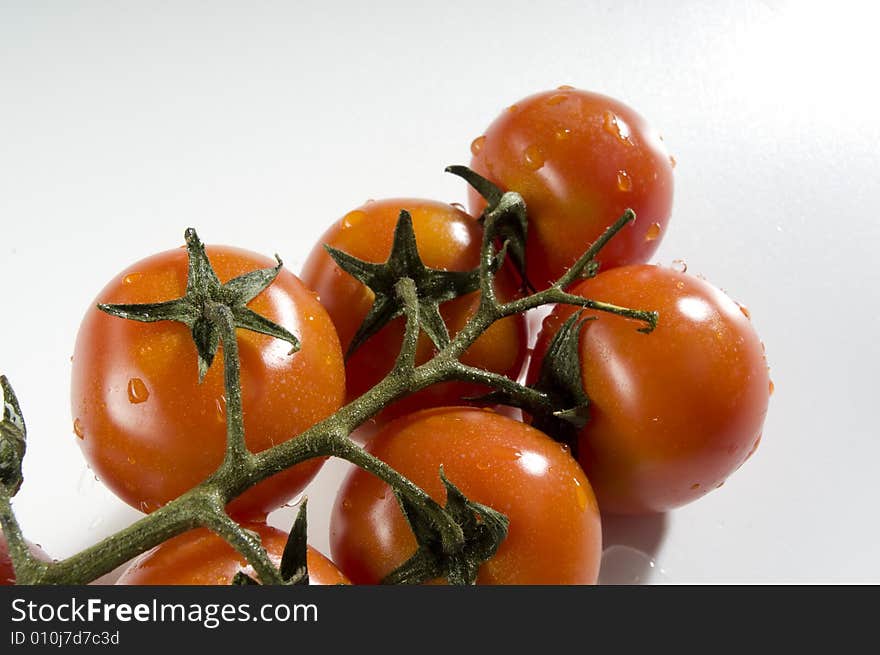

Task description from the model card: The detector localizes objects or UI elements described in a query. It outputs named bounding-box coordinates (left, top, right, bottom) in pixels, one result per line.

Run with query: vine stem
left=3, top=206, right=656, bottom=584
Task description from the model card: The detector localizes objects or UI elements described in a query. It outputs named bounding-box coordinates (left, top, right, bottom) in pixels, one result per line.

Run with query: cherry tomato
left=530, top=265, right=770, bottom=514
left=0, top=530, right=50, bottom=585
left=330, top=407, right=602, bottom=584
left=71, top=245, right=346, bottom=518
left=300, top=198, right=528, bottom=423
left=469, top=87, right=674, bottom=288
left=116, top=522, right=349, bottom=585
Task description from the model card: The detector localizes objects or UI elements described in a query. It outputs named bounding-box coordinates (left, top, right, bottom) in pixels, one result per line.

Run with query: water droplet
left=645, top=223, right=662, bottom=241
left=546, top=93, right=568, bottom=106
left=137, top=500, right=159, bottom=513
left=122, top=272, right=142, bottom=285
left=671, top=259, right=687, bottom=273
left=669, top=155, right=677, bottom=168
left=690, top=483, right=701, bottom=490
left=603, top=110, right=633, bottom=145
left=127, top=378, right=149, bottom=404
left=342, top=499, right=352, bottom=510
left=306, top=315, right=315, bottom=322
left=73, top=418, right=85, bottom=439
left=476, top=461, right=490, bottom=471
left=738, top=303, right=752, bottom=319
left=557, top=84, right=575, bottom=91
left=450, top=202, right=466, bottom=213
left=507, top=104, right=519, bottom=113
left=341, top=210, right=366, bottom=230
left=616, top=170, right=632, bottom=192
left=768, top=379, right=775, bottom=396
left=127, top=455, right=136, bottom=465
left=470, top=135, right=486, bottom=156
left=523, top=145, right=545, bottom=171
left=675, top=280, right=685, bottom=290
left=554, top=127, right=572, bottom=141
left=215, top=396, right=227, bottom=423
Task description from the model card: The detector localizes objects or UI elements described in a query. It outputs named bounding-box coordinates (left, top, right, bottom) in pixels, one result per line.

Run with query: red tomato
left=330, top=407, right=602, bottom=584
left=116, top=522, right=349, bottom=585
left=469, top=87, right=674, bottom=288
left=531, top=265, right=770, bottom=514
left=0, top=531, right=50, bottom=585
left=300, top=198, right=528, bottom=423
left=71, top=246, right=346, bottom=518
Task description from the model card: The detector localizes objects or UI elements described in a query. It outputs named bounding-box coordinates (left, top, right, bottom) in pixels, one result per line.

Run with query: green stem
left=0, top=494, right=49, bottom=584
left=204, top=302, right=255, bottom=470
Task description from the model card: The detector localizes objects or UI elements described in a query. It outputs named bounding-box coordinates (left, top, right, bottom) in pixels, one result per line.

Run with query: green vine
left=0, top=169, right=657, bottom=586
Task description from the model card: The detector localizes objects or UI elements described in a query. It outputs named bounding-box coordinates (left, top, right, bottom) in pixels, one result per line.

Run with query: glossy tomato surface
left=531, top=265, right=770, bottom=514
left=116, top=522, right=349, bottom=585
left=300, top=198, right=527, bottom=423
left=330, top=407, right=602, bottom=584
left=71, top=245, right=346, bottom=518
left=469, top=88, right=674, bottom=288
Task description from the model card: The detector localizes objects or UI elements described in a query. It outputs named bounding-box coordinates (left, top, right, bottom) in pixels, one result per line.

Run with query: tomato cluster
left=5, top=86, right=769, bottom=586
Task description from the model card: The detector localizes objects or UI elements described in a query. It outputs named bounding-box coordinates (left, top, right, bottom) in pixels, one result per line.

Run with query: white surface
left=1, top=0, right=878, bottom=584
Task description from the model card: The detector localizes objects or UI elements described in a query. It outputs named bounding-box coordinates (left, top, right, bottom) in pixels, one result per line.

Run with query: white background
left=1, top=0, right=878, bottom=584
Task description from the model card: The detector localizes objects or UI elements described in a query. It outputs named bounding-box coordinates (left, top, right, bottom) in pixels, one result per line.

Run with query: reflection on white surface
left=599, top=545, right=671, bottom=585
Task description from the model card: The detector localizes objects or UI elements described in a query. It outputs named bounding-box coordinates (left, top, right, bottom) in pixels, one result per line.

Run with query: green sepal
left=280, top=499, right=309, bottom=585
left=325, top=209, right=485, bottom=357
left=446, top=165, right=532, bottom=291
left=99, top=228, right=299, bottom=382
left=0, top=376, right=26, bottom=496
left=383, top=467, right=509, bottom=585
left=478, top=312, right=592, bottom=455
left=231, top=572, right=260, bottom=585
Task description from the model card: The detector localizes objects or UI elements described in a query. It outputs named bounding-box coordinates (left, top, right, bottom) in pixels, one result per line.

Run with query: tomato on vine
left=530, top=265, right=770, bottom=514
left=71, top=244, right=346, bottom=518
left=116, top=522, right=349, bottom=585
left=300, top=198, right=528, bottom=423
left=330, top=406, right=602, bottom=584
left=468, top=87, right=675, bottom=288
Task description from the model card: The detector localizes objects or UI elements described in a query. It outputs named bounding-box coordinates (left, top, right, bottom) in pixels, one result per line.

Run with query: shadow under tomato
left=598, top=512, right=669, bottom=585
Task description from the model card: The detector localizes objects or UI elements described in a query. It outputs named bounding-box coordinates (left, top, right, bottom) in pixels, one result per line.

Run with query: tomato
left=530, top=265, right=770, bottom=514
left=0, top=530, right=51, bottom=585
left=469, top=87, right=674, bottom=288
left=300, top=198, right=528, bottom=423
left=116, top=522, right=349, bottom=585
left=71, top=245, right=346, bottom=518
left=330, top=407, right=602, bottom=584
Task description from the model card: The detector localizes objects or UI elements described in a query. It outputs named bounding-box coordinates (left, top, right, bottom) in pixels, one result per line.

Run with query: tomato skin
left=330, top=407, right=602, bottom=585
left=71, top=246, right=346, bottom=518
left=116, top=522, right=349, bottom=585
left=300, top=198, right=528, bottom=423
left=0, top=531, right=50, bottom=585
left=530, top=265, right=770, bottom=514
left=469, top=88, right=674, bottom=288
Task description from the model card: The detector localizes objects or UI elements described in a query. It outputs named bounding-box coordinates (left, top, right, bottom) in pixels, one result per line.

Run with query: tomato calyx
left=382, top=468, right=509, bottom=585
left=233, top=500, right=310, bottom=586
left=325, top=209, right=496, bottom=357
left=98, top=228, right=300, bottom=382
left=0, top=377, right=26, bottom=497
left=479, top=313, right=593, bottom=456
left=446, top=165, right=533, bottom=292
